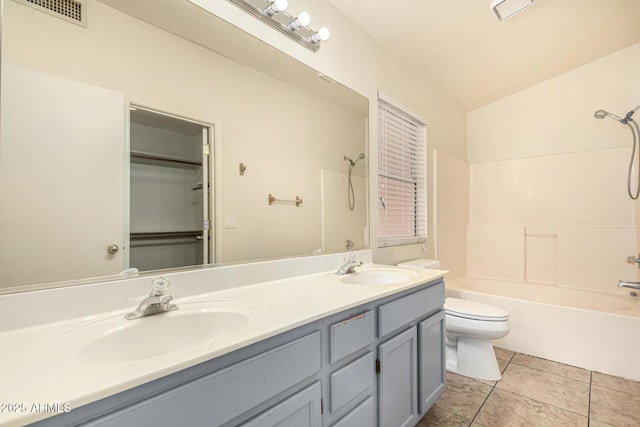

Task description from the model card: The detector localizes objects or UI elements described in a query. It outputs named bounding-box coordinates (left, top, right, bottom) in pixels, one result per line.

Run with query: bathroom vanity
left=0, top=257, right=446, bottom=427
left=0, top=2, right=446, bottom=425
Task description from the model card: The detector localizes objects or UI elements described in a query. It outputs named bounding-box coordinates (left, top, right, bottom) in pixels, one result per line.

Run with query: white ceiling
left=328, top=0, right=640, bottom=111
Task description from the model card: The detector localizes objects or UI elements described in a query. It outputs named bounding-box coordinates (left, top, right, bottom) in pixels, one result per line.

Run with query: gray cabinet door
left=242, top=381, right=322, bottom=427
left=378, top=327, right=418, bottom=427
left=331, top=396, right=374, bottom=427
left=418, top=311, right=446, bottom=414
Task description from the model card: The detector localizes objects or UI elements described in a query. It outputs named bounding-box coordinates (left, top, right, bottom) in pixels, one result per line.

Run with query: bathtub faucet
left=618, top=280, right=640, bottom=291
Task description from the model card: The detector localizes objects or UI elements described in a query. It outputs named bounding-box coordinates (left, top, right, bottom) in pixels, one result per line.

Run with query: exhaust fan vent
left=12, top=0, right=87, bottom=27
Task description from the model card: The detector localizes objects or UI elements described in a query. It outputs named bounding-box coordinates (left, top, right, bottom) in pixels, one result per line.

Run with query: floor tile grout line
left=510, top=352, right=591, bottom=371
left=438, top=373, right=493, bottom=425
left=508, top=360, right=591, bottom=384
left=588, top=370, right=592, bottom=427
left=469, top=387, right=493, bottom=426
left=468, top=349, right=514, bottom=426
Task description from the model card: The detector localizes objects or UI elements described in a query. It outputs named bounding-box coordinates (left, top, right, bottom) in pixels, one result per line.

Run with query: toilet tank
left=397, top=258, right=441, bottom=269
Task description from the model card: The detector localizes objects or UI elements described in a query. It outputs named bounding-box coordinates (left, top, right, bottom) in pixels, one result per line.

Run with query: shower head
left=594, top=109, right=625, bottom=123
left=344, top=153, right=365, bottom=166
left=594, top=110, right=608, bottom=119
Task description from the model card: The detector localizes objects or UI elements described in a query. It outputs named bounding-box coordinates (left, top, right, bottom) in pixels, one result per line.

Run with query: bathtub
left=446, top=277, right=640, bottom=381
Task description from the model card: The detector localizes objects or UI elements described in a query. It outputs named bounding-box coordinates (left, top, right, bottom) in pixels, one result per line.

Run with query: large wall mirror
left=0, top=0, right=369, bottom=293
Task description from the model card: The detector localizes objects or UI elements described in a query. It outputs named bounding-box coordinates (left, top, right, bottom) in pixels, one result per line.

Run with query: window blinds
left=377, top=97, right=427, bottom=248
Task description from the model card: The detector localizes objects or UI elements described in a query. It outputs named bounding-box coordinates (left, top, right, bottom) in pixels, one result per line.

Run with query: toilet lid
left=397, top=258, right=441, bottom=269
left=445, top=298, right=509, bottom=321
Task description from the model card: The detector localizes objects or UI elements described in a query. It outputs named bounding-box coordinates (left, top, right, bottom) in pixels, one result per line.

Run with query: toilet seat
left=445, top=298, right=508, bottom=322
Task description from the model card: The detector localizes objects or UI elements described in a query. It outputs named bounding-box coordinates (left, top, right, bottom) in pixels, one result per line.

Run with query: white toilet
left=443, top=297, right=509, bottom=380
left=398, top=259, right=510, bottom=381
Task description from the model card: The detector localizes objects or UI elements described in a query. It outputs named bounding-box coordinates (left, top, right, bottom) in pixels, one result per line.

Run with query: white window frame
left=377, top=93, right=427, bottom=248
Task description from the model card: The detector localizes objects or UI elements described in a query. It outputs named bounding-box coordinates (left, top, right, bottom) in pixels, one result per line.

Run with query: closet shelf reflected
left=130, top=150, right=202, bottom=166
left=130, top=231, right=204, bottom=241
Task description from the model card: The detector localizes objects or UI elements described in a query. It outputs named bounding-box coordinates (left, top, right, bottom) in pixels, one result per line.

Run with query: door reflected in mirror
left=129, top=107, right=212, bottom=272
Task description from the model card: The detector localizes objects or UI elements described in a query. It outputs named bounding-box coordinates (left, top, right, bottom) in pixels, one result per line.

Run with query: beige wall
left=467, top=44, right=640, bottom=291
left=468, top=44, right=640, bottom=162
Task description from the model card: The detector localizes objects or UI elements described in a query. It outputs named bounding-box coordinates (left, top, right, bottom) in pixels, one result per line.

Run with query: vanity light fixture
left=264, top=0, right=287, bottom=17
left=288, top=11, right=310, bottom=31
left=490, top=0, right=535, bottom=22
left=310, top=27, right=330, bottom=44
left=226, top=0, right=330, bottom=52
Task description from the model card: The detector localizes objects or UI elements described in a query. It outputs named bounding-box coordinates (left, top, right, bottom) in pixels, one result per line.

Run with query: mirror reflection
left=0, top=0, right=369, bottom=293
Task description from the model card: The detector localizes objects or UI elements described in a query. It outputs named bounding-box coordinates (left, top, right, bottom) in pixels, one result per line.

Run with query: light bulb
left=264, top=0, right=288, bottom=16
left=310, top=27, right=330, bottom=43
left=288, top=11, right=311, bottom=30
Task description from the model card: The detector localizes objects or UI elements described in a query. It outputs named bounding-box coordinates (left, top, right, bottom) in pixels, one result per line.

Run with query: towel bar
left=268, top=193, right=302, bottom=207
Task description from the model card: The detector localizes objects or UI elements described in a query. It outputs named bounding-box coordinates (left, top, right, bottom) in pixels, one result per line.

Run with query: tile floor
left=418, top=348, right=640, bottom=427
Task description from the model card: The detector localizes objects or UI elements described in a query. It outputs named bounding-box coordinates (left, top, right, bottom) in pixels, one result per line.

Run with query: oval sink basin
left=39, top=301, right=257, bottom=364
left=339, top=268, right=418, bottom=285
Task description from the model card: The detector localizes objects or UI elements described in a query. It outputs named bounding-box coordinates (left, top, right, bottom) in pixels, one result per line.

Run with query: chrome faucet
left=618, top=280, right=640, bottom=291
left=336, top=253, right=363, bottom=275
left=125, top=276, right=179, bottom=320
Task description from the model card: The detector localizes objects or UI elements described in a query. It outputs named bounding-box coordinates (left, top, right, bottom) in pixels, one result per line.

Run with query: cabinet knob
left=107, top=244, right=119, bottom=255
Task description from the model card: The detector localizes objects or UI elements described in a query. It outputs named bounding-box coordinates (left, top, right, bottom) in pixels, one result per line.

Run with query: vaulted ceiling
left=328, top=0, right=640, bottom=111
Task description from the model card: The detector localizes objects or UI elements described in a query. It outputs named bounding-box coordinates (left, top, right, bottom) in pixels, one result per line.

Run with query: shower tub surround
left=0, top=250, right=447, bottom=426
left=446, top=277, right=640, bottom=381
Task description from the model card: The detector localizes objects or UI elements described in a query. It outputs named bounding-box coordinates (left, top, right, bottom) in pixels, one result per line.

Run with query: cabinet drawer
left=378, top=282, right=444, bottom=337
left=84, top=331, right=321, bottom=427
left=330, top=310, right=375, bottom=363
left=331, top=396, right=375, bottom=427
left=330, top=352, right=374, bottom=413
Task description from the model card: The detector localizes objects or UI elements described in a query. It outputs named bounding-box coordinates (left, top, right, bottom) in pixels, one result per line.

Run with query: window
left=377, top=94, right=427, bottom=248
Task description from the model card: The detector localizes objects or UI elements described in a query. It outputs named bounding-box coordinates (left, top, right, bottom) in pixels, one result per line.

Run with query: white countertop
left=0, top=263, right=446, bottom=426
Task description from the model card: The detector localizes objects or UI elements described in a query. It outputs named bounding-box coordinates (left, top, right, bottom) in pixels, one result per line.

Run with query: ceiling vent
left=11, top=0, right=87, bottom=27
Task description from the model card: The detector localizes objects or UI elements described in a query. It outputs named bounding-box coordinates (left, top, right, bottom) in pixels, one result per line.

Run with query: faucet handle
left=627, top=255, right=640, bottom=267
left=151, top=276, right=171, bottom=296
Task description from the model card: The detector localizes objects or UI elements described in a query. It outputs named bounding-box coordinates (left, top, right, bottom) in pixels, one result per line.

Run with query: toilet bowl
left=397, top=259, right=510, bottom=381
left=444, top=297, right=509, bottom=380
